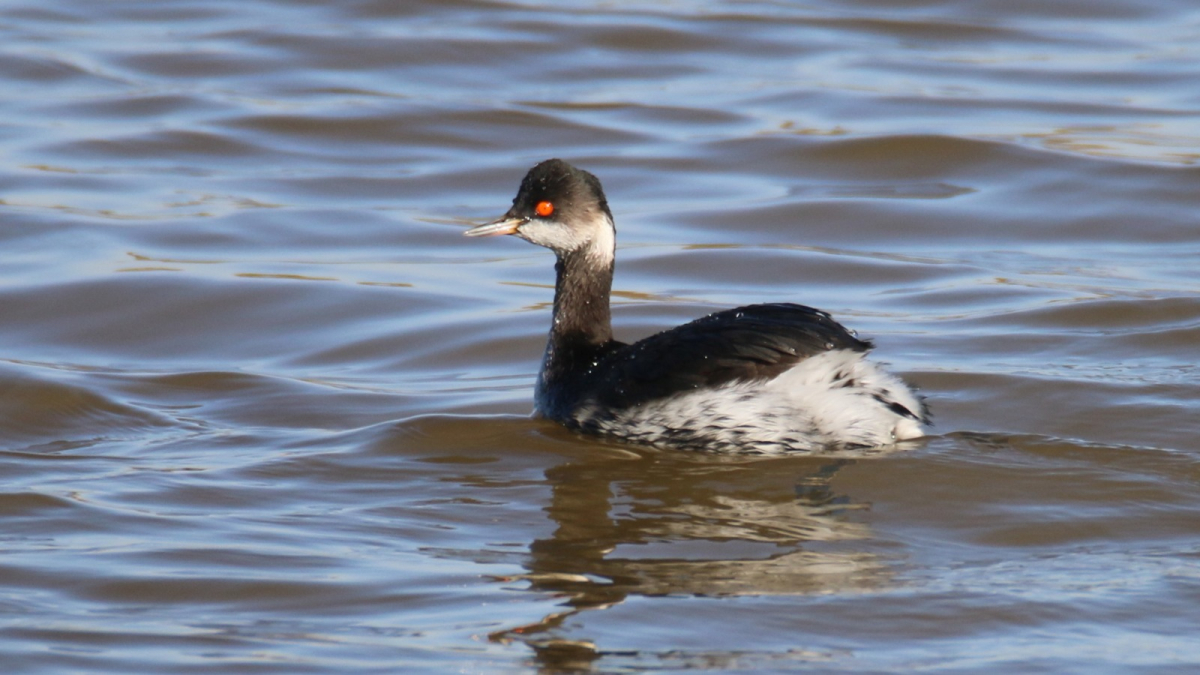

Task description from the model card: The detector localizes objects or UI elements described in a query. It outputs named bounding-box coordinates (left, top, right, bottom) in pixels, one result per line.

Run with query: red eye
left=535, top=201, right=554, bottom=217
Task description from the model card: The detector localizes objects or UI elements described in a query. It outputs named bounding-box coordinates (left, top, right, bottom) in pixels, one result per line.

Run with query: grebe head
left=465, top=159, right=615, bottom=257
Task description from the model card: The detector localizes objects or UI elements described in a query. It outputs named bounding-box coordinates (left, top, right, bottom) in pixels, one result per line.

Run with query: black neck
left=550, top=247, right=613, bottom=346
left=535, top=246, right=615, bottom=417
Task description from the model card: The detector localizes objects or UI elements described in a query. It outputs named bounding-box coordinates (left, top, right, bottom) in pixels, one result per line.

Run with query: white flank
left=577, top=349, right=925, bottom=454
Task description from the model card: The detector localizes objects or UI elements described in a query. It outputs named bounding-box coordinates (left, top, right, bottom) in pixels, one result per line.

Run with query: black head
left=465, top=159, right=615, bottom=256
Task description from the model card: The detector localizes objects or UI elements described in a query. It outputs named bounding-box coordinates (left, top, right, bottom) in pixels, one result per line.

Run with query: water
left=2, top=0, right=1199, bottom=672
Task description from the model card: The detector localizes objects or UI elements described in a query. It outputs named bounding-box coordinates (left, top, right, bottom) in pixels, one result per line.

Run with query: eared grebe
left=466, top=159, right=929, bottom=453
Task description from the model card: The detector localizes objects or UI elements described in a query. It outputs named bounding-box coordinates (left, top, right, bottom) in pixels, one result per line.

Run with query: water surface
left=2, top=0, right=1199, bottom=672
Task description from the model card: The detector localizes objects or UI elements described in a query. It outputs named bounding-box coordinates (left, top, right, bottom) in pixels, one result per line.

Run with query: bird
left=466, top=158, right=928, bottom=453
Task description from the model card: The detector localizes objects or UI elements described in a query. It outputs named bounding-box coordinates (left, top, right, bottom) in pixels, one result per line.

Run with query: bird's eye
left=535, top=201, right=555, bottom=217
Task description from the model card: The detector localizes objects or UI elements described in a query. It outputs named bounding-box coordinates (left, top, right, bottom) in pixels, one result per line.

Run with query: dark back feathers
left=585, top=303, right=870, bottom=411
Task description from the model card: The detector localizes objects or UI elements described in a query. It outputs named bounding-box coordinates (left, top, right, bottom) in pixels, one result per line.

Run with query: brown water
left=2, top=0, right=1199, bottom=672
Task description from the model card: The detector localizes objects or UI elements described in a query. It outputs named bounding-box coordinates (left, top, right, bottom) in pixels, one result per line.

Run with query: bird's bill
left=464, top=217, right=525, bottom=237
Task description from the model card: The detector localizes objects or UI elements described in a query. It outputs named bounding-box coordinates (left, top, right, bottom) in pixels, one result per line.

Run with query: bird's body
left=467, top=159, right=928, bottom=453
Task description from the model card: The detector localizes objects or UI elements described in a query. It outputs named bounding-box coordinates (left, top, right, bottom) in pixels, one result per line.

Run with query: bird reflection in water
left=487, top=440, right=908, bottom=670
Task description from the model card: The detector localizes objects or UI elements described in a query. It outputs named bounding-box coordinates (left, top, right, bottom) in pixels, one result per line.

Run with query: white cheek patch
left=585, top=213, right=615, bottom=266
left=519, top=212, right=616, bottom=262
left=519, top=220, right=581, bottom=251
